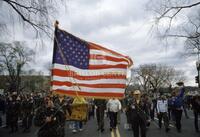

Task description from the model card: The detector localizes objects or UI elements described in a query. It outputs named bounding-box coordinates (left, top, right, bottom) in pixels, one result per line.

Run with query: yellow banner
left=66, top=104, right=88, bottom=121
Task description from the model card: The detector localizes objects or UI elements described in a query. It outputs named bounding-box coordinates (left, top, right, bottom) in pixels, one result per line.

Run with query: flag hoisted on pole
left=51, top=21, right=133, bottom=99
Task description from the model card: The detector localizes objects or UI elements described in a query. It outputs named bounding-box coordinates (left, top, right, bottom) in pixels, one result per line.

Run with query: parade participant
left=107, top=98, right=121, bottom=131
left=0, top=94, right=5, bottom=127
left=5, top=94, right=12, bottom=128
left=34, top=97, right=65, bottom=137
left=150, top=97, right=157, bottom=121
left=124, top=91, right=133, bottom=130
left=128, top=90, right=149, bottom=137
left=21, top=95, right=34, bottom=132
left=8, top=92, right=20, bottom=133
left=71, top=96, right=87, bottom=133
left=157, top=95, right=170, bottom=132
left=172, top=81, right=185, bottom=133
left=183, top=96, right=189, bottom=119
left=88, top=99, right=95, bottom=120
left=191, top=94, right=200, bottom=132
left=94, top=99, right=107, bottom=132
left=54, top=95, right=67, bottom=115
left=167, top=95, right=173, bottom=121
left=72, top=121, right=83, bottom=133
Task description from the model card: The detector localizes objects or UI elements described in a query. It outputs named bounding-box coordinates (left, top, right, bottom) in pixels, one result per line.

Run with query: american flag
left=52, top=28, right=133, bottom=99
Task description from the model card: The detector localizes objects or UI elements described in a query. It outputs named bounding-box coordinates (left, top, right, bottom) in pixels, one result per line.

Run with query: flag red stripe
left=53, top=90, right=124, bottom=98
left=89, top=64, right=127, bottom=69
left=51, top=81, right=126, bottom=88
left=89, top=42, right=127, bottom=58
left=52, top=69, right=126, bottom=80
left=90, top=54, right=129, bottom=63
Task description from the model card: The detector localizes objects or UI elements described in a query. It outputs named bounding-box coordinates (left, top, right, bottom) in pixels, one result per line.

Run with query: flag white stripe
left=53, top=63, right=127, bottom=76
left=52, top=85, right=125, bottom=93
left=90, top=59, right=127, bottom=65
left=52, top=76, right=126, bottom=84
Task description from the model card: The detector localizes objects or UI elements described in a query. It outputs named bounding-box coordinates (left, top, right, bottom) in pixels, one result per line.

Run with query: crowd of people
left=123, top=81, right=200, bottom=137
left=0, top=81, right=199, bottom=137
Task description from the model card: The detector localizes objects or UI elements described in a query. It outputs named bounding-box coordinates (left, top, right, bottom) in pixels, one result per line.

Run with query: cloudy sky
left=1, top=0, right=198, bottom=86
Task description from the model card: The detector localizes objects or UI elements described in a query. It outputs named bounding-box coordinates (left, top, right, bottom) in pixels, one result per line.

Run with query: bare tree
left=132, top=63, right=185, bottom=94
left=0, top=0, right=66, bottom=37
left=132, top=64, right=152, bottom=92
left=148, top=0, right=200, bottom=35
left=148, top=0, right=200, bottom=58
left=0, top=41, right=35, bottom=93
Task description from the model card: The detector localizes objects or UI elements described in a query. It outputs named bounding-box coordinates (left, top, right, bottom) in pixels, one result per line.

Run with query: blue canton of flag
left=53, top=29, right=90, bottom=69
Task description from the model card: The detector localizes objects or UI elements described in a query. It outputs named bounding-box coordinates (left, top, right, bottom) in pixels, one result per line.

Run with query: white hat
left=133, top=90, right=141, bottom=95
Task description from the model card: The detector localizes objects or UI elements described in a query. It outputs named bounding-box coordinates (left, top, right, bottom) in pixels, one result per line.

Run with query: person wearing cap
left=171, top=82, right=185, bottom=133
left=128, top=90, right=149, bottom=137
left=191, top=94, right=200, bottom=132
left=157, top=95, right=170, bottom=132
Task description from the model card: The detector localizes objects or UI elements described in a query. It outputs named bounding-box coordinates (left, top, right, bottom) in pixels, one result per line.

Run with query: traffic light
left=195, top=75, right=199, bottom=83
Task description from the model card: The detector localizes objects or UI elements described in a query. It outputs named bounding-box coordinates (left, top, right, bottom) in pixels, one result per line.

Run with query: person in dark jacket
left=124, top=93, right=134, bottom=130
left=191, top=94, right=200, bottom=132
left=8, top=92, right=20, bottom=133
left=34, top=97, right=65, bottom=137
left=128, top=90, right=149, bottom=137
left=171, top=82, right=185, bottom=133
left=22, top=95, right=34, bottom=132
left=150, top=98, right=157, bottom=121
left=94, top=99, right=106, bottom=132
left=0, top=95, right=5, bottom=127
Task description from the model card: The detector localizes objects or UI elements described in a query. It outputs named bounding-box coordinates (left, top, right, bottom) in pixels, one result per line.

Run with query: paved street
left=0, top=111, right=199, bottom=137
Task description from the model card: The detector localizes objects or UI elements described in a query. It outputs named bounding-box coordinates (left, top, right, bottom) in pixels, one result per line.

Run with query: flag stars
left=54, top=30, right=89, bottom=69
left=60, top=34, right=63, bottom=37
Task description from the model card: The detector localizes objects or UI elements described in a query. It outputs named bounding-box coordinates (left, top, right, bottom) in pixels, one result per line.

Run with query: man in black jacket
left=34, top=97, right=65, bottom=137
left=128, top=90, right=149, bottom=137
left=94, top=99, right=106, bottom=132
left=8, top=93, right=20, bottom=133
left=22, top=95, right=34, bottom=132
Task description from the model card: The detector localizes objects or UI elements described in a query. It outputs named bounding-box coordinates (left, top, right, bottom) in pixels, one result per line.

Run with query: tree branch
left=158, top=1, right=200, bottom=20
left=3, top=0, right=53, bottom=38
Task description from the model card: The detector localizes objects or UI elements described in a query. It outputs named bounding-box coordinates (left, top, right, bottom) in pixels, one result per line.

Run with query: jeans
left=73, top=121, right=82, bottom=130
left=157, top=112, right=169, bottom=129
left=96, top=108, right=104, bottom=130
left=109, top=112, right=118, bottom=129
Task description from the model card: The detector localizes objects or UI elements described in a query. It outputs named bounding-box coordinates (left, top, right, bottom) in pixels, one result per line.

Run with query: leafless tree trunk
left=0, top=41, right=35, bottom=93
